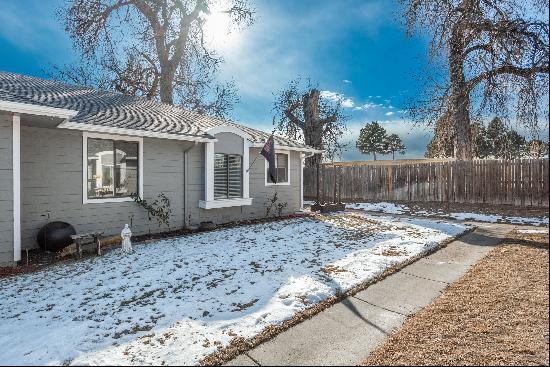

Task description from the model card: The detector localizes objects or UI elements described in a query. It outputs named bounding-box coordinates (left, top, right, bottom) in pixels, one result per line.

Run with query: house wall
left=214, top=132, right=244, bottom=155
left=186, top=144, right=302, bottom=224
left=19, top=125, right=191, bottom=250
left=0, top=113, right=14, bottom=265
left=2, top=124, right=303, bottom=254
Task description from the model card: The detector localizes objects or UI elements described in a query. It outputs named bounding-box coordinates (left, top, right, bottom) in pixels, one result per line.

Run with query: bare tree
left=273, top=78, right=347, bottom=167
left=54, top=0, right=253, bottom=119
left=403, top=0, right=549, bottom=160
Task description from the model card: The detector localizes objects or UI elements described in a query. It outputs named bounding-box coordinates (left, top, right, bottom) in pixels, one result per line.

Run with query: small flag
left=261, top=134, right=277, bottom=183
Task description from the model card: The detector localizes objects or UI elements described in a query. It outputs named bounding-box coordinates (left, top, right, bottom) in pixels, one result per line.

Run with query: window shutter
left=227, top=154, right=243, bottom=198
left=214, top=154, right=228, bottom=198
left=214, top=153, right=243, bottom=199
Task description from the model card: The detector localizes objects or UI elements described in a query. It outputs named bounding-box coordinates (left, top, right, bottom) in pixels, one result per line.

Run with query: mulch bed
left=0, top=212, right=313, bottom=280
left=363, top=229, right=550, bottom=366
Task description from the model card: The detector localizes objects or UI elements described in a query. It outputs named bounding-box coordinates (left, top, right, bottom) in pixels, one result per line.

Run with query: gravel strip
left=364, top=229, right=549, bottom=366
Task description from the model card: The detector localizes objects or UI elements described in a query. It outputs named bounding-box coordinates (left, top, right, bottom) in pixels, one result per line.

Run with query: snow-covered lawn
left=0, top=213, right=467, bottom=365
left=345, top=202, right=549, bottom=226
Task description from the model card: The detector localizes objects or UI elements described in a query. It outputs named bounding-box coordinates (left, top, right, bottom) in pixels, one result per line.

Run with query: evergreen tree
left=486, top=117, right=508, bottom=157
left=356, top=121, right=387, bottom=160
left=528, top=139, right=549, bottom=158
left=501, top=130, right=527, bottom=159
left=471, top=121, right=491, bottom=158
left=383, top=134, right=406, bottom=160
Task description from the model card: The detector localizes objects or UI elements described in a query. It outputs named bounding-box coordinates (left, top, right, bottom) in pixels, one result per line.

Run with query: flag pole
left=246, top=125, right=276, bottom=173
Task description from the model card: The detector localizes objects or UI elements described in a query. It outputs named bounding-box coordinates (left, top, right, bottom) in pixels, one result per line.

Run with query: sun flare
left=202, top=2, right=241, bottom=52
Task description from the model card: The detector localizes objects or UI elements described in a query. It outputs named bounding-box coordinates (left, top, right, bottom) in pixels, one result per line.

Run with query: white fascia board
left=0, top=100, right=78, bottom=118
left=206, top=125, right=252, bottom=140
left=58, top=121, right=217, bottom=143
left=250, top=142, right=323, bottom=154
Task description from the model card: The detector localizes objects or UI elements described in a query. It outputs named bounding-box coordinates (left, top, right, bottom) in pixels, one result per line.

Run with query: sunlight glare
left=202, top=1, right=242, bottom=53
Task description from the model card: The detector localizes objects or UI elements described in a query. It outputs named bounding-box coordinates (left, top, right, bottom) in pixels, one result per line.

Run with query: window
left=266, top=152, right=290, bottom=185
left=86, top=137, right=139, bottom=200
left=214, top=153, right=243, bottom=199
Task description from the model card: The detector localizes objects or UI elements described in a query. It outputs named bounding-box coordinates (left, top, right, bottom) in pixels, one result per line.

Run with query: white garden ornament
left=121, top=224, right=133, bottom=253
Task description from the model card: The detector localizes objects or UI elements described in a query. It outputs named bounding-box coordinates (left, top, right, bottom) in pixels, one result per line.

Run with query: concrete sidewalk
left=226, top=222, right=517, bottom=366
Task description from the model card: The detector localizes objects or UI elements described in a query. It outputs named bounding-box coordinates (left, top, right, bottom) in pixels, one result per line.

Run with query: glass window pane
left=114, top=141, right=139, bottom=197
left=87, top=138, right=115, bottom=198
left=277, top=167, right=288, bottom=183
left=277, top=153, right=288, bottom=168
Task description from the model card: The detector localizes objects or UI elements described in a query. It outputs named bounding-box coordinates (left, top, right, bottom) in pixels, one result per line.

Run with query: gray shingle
left=0, top=72, right=314, bottom=150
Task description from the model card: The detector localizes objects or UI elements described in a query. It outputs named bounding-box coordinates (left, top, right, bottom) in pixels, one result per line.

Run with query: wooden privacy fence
left=303, top=158, right=549, bottom=207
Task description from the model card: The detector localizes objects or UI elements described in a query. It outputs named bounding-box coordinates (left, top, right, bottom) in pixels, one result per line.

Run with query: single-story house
left=0, top=72, right=320, bottom=266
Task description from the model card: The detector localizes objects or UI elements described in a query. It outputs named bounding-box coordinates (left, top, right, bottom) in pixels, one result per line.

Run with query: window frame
left=265, top=151, right=291, bottom=186
left=199, top=127, right=253, bottom=209
left=82, top=132, right=143, bottom=204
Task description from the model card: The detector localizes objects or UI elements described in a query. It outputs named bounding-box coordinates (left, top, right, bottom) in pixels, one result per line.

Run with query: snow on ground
left=0, top=213, right=467, bottom=366
left=346, top=202, right=409, bottom=214
left=343, top=202, right=549, bottom=226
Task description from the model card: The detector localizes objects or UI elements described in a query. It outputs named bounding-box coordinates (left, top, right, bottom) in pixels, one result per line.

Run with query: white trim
left=199, top=198, right=253, bottom=209
left=265, top=150, right=291, bottom=186
left=12, top=114, right=21, bottom=262
left=201, top=127, right=252, bottom=208
left=82, top=132, right=144, bottom=204
left=300, top=153, right=305, bottom=210
left=206, top=125, right=252, bottom=140
left=59, top=121, right=216, bottom=143
left=251, top=142, right=323, bottom=154
left=243, top=139, right=250, bottom=198
left=204, top=141, right=215, bottom=203
left=0, top=100, right=78, bottom=119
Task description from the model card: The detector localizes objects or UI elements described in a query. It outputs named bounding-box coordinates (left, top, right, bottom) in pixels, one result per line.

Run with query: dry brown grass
left=364, top=229, right=549, bottom=366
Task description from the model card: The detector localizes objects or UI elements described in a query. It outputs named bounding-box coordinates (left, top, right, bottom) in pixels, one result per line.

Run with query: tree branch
left=467, top=64, right=549, bottom=91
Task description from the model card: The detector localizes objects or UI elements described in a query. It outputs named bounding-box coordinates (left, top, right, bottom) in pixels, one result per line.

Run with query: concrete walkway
left=225, top=221, right=517, bottom=366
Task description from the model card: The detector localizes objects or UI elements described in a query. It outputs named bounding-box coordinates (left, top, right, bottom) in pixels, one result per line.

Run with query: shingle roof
left=0, top=71, right=315, bottom=150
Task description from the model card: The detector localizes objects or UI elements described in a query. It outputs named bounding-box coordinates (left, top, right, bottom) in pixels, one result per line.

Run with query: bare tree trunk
left=301, top=90, right=327, bottom=168
left=159, top=71, right=174, bottom=105
left=316, top=161, right=320, bottom=203
left=373, top=152, right=377, bottom=161
left=392, top=151, right=395, bottom=160
left=449, top=23, right=473, bottom=161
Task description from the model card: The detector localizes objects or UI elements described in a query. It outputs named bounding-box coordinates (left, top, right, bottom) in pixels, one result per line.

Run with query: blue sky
left=0, top=0, right=439, bottom=160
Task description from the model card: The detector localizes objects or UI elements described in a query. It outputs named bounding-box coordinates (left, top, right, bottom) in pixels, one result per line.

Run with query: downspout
left=183, top=142, right=198, bottom=228
left=301, top=151, right=315, bottom=210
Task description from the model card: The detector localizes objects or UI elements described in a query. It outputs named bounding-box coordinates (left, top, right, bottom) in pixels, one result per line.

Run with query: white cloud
left=320, top=90, right=355, bottom=108
left=342, top=79, right=352, bottom=84
left=385, top=111, right=395, bottom=116
left=355, top=102, right=383, bottom=111
left=341, top=98, right=354, bottom=108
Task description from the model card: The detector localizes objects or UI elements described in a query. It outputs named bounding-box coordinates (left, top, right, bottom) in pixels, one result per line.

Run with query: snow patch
left=0, top=214, right=468, bottom=365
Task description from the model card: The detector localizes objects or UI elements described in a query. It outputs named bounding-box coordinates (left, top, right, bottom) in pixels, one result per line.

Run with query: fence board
left=304, top=158, right=549, bottom=207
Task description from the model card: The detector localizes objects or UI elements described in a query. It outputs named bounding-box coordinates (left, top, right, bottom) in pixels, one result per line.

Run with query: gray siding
left=7, top=124, right=303, bottom=253
left=214, top=132, right=244, bottom=155
left=186, top=145, right=302, bottom=225
left=20, top=126, right=189, bottom=249
left=0, top=113, right=14, bottom=265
